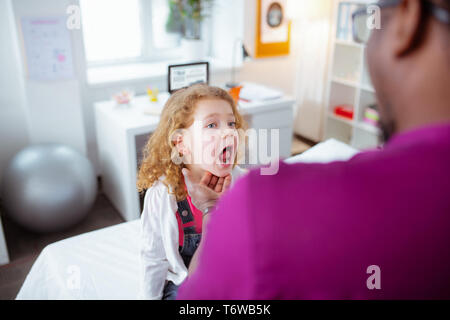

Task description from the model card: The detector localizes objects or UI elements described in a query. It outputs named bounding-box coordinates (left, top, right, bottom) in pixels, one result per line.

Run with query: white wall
left=11, top=0, right=88, bottom=155
left=0, top=0, right=30, bottom=182
left=291, top=0, right=334, bottom=141
left=239, top=0, right=299, bottom=96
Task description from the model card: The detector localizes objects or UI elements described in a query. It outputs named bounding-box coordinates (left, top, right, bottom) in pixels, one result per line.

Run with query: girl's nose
left=220, top=129, right=235, bottom=139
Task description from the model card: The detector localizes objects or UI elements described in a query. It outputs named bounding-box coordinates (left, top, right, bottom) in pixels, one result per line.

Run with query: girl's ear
left=174, top=133, right=190, bottom=156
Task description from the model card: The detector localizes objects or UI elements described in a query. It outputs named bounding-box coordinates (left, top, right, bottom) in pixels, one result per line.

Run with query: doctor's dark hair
left=136, top=84, right=246, bottom=201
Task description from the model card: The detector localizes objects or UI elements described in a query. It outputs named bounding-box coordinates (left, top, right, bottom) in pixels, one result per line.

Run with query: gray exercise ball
left=1, top=144, right=97, bottom=233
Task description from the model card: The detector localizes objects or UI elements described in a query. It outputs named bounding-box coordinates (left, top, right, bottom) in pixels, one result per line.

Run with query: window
left=80, top=0, right=183, bottom=65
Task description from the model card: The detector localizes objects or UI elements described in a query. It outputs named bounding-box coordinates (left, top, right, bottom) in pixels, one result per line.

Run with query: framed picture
left=255, top=0, right=291, bottom=58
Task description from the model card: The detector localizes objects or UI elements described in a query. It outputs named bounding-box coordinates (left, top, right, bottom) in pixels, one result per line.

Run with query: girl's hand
left=182, top=168, right=232, bottom=214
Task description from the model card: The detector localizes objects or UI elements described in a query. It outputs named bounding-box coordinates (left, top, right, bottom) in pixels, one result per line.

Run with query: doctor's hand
left=182, top=168, right=232, bottom=214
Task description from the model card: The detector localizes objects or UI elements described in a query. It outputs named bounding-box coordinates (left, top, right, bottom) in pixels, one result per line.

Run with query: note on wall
left=21, top=17, right=74, bottom=81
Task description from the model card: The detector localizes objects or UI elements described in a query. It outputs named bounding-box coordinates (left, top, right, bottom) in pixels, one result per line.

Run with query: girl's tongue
left=221, top=146, right=232, bottom=164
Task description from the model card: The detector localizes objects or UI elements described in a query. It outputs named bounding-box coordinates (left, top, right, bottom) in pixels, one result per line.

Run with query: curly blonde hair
left=137, top=84, right=247, bottom=201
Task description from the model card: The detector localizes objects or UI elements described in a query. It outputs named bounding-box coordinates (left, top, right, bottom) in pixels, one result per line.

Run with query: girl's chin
left=208, top=163, right=233, bottom=177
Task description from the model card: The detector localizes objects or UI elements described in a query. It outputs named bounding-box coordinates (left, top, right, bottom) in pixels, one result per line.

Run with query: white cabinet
left=95, top=92, right=294, bottom=221
left=324, top=0, right=381, bottom=150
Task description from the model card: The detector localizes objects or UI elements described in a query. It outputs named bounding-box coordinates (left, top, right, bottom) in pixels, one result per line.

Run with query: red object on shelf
left=334, top=105, right=354, bottom=120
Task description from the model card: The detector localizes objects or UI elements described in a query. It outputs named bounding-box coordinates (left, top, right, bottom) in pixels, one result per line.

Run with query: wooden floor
left=291, top=135, right=316, bottom=156
left=0, top=193, right=124, bottom=300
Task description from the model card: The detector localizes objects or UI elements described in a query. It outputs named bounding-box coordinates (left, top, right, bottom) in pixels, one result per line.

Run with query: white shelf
left=324, top=0, right=381, bottom=150
left=332, top=77, right=375, bottom=93
left=334, top=39, right=364, bottom=49
left=332, top=77, right=359, bottom=88
left=327, top=112, right=354, bottom=126
left=360, top=85, right=375, bottom=93
left=355, top=121, right=380, bottom=135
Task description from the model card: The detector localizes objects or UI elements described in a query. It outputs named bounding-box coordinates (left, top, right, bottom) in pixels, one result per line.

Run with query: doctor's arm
left=181, top=169, right=232, bottom=276
left=177, top=174, right=255, bottom=299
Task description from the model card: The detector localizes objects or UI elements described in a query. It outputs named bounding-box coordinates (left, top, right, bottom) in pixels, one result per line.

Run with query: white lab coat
left=139, top=166, right=248, bottom=299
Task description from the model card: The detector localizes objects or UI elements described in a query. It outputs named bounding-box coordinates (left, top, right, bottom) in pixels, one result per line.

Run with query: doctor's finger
left=215, top=177, right=225, bottom=192
left=199, top=171, right=213, bottom=187
left=208, top=175, right=219, bottom=189
left=222, top=175, right=232, bottom=193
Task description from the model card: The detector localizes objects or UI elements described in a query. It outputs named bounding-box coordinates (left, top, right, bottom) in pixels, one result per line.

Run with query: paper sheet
left=21, top=16, right=74, bottom=81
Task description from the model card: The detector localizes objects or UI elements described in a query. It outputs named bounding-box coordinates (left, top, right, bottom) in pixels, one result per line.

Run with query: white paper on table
left=239, top=82, right=283, bottom=101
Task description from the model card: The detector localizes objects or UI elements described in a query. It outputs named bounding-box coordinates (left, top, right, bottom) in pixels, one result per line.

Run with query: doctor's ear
left=391, top=0, right=423, bottom=57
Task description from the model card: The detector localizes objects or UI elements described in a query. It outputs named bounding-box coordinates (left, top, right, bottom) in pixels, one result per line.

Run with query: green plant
left=169, top=0, right=214, bottom=40
left=166, top=0, right=183, bottom=33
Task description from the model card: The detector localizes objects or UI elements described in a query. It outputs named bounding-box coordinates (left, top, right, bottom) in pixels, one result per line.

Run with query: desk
left=95, top=94, right=295, bottom=221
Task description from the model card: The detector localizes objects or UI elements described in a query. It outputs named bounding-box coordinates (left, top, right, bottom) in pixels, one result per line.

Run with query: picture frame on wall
left=255, top=0, right=291, bottom=58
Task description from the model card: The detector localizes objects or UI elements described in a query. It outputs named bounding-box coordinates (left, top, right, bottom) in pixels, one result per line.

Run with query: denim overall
left=162, top=198, right=202, bottom=300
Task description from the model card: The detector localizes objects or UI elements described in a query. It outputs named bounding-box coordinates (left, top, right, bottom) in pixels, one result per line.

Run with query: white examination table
left=16, top=139, right=358, bottom=299
left=16, top=220, right=141, bottom=299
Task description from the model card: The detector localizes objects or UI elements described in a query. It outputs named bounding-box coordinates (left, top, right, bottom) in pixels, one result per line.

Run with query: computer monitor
left=168, top=62, right=209, bottom=94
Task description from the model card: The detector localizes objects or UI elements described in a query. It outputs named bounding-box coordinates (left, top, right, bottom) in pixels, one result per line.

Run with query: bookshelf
left=324, top=0, right=381, bottom=150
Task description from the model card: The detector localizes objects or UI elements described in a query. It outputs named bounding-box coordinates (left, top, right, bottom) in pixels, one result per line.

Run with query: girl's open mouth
left=219, top=145, right=234, bottom=166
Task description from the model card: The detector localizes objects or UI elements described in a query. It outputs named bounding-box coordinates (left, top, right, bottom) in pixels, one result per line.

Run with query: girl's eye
left=228, top=122, right=236, bottom=128
left=207, top=123, right=217, bottom=129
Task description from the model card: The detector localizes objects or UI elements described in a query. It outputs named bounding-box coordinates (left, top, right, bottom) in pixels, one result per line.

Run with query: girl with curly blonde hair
left=137, top=84, right=247, bottom=300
